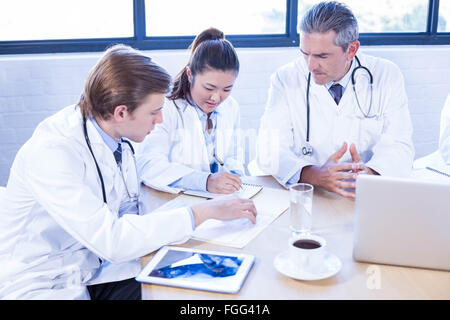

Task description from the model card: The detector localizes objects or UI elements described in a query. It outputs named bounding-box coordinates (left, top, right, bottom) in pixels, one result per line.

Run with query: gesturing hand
left=349, top=143, right=379, bottom=175
left=301, top=142, right=365, bottom=198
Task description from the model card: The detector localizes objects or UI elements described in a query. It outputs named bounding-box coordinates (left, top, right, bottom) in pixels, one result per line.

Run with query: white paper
left=193, top=187, right=289, bottom=248
left=142, top=178, right=183, bottom=194
left=183, top=183, right=263, bottom=199
left=412, top=150, right=450, bottom=183
left=151, top=186, right=290, bottom=248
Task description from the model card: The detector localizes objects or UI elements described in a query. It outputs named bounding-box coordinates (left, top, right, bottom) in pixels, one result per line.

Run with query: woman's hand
left=206, top=172, right=242, bottom=194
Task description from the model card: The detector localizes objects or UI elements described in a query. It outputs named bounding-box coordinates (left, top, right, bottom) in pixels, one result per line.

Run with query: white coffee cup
left=288, top=234, right=326, bottom=271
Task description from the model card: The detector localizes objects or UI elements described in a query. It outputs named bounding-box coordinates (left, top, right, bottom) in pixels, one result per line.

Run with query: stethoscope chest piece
left=302, top=143, right=313, bottom=156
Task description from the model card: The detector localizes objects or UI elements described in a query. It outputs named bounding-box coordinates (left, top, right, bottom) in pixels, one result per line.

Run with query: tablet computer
left=136, top=246, right=255, bottom=293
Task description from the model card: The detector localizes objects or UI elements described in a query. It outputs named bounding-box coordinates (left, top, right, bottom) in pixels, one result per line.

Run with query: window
left=0, top=0, right=133, bottom=41
left=0, top=0, right=448, bottom=54
left=145, top=0, right=286, bottom=36
left=437, top=0, right=450, bottom=32
left=298, top=0, right=449, bottom=45
left=298, top=0, right=429, bottom=33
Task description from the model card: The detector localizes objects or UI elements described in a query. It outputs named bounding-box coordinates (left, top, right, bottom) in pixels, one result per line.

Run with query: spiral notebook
left=183, top=183, right=263, bottom=199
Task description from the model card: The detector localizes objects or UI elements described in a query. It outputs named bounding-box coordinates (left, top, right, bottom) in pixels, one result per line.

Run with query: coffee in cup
left=288, top=234, right=326, bottom=271
left=293, top=239, right=321, bottom=250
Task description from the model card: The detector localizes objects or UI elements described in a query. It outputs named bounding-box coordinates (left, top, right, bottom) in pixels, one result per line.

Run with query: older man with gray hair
left=255, top=1, right=414, bottom=198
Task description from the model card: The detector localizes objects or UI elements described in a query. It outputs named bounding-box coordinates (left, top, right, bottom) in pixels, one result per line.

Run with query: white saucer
left=274, top=251, right=342, bottom=281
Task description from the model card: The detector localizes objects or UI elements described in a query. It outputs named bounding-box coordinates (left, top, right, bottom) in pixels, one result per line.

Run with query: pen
left=214, top=153, right=224, bottom=167
left=230, top=170, right=244, bottom=191
left=214, top=154, right=244, bottom=191
left=425, top=166, right=450, bottom=178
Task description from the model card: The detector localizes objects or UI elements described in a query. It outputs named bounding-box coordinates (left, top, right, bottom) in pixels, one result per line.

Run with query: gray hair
left=299, top=1, right=359, bottom=51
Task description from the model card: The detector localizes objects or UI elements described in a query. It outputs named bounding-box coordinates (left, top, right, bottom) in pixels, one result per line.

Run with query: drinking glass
left=289, top=183, right=314, bottom=235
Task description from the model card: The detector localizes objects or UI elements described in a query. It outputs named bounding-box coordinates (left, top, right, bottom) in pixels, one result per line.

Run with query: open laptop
left=353, top=174, right=450, bottom=271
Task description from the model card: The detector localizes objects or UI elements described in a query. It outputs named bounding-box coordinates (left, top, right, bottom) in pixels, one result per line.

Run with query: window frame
left=0, top=0, right=448, bottom=55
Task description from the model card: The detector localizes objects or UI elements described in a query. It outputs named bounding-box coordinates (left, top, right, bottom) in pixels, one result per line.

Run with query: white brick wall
left=1, top=46, right=449, bottom=185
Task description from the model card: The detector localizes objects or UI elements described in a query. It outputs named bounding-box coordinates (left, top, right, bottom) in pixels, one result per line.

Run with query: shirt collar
left=325, top=58, right=356, bottom=91
left=187, top=93, right=220, bottom=119
left=91, top=117, right=120, bottom=153
left=194, top=104, right=219, bottom=120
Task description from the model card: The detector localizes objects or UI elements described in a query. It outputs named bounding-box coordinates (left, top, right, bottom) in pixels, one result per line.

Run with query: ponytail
left=189, top=27, right=224, bottom=52
left=168, top=27, right=239, bottom=104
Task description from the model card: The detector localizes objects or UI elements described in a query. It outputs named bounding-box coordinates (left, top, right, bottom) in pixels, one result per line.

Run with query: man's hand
left=300, top=142, right=365, bottom=198
left=349, top=143, right=379, bottom=175
left=191, top=195, right=257, bottom=227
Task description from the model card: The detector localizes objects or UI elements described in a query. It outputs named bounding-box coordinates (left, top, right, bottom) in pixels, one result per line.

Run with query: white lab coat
left=0, top=105, right=194, bottom=299
left=255, top=53, right=414, bottom=187
left=136, top=97, right=244, bottom=193
left=414, top=93, right=450, bottom=171
left=439, top=93, right=450, bottom=163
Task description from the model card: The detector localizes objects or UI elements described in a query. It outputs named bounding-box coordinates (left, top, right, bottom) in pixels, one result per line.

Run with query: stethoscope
left=83, top=117, right=137, bottom=204
left=303, top=55, right=374, bottom=156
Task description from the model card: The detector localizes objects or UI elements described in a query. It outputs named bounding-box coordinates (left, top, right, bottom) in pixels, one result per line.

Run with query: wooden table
left=139, top=176, right=450, bottom=300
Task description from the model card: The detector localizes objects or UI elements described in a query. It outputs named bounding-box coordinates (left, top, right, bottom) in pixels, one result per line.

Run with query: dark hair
left=299, top=1, right=359, bottom=51
left=78, top=44, right=171, bottom=120
left=168, top=27, right=240, bottom=104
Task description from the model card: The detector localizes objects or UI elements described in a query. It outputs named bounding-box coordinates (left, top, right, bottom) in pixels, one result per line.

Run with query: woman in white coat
left=0, top=45, right=256, bottom=300
left=255, top=1, right=414, bottom=198
left=137, top=28, right=244, bottom=194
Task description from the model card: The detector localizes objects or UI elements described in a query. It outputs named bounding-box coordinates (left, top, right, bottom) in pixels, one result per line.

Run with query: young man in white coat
left=255, top=1, right=414, bottom=198
left=0, top=45, right=257, bottom=300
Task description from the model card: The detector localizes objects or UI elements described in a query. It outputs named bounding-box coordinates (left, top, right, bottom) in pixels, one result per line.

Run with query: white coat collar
left=90, top=117, right=120, bottom=153
left=295, top=53, right=367, bottom=84
left=297, top=56, right=362, bottom=109
left=324, top=58, right=356, bottom=92
left=170, top=98, right=233, bottom=172
left=170, top=99, right=210, bottom=171
left=48, top=105, right=124, bottom=213
left=65, top=106, right=118, bottom=171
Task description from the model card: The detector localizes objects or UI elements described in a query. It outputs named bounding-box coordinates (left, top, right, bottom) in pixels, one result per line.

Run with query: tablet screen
left=136, top=246, right=255, bottom=293
left=150, top=250, right=243, bottom=278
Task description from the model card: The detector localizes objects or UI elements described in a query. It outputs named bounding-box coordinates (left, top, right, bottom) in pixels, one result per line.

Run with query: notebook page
left=150, top=186, right=289, bottom=248
left=183, top=183, right=263, bottom=199
left=192, top=186, right=289, bottom=248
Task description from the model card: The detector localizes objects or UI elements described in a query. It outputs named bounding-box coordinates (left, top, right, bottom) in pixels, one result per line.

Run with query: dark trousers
left=87, top=278, right=142, bottom=300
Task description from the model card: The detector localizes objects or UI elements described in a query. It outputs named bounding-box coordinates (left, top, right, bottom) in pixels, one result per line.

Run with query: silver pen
left=426, top=166, right=450, bottom=178
left=214, top=153, right=224, bottom=167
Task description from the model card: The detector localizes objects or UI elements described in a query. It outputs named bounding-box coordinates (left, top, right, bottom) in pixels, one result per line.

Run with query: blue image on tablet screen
left=149, top=250, right=243, bottom=279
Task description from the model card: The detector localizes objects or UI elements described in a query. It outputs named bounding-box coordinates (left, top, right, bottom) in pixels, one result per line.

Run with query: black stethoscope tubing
left=83, top=117, right=135, bottom=204
left=303, top=55, right=373, bottom=156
